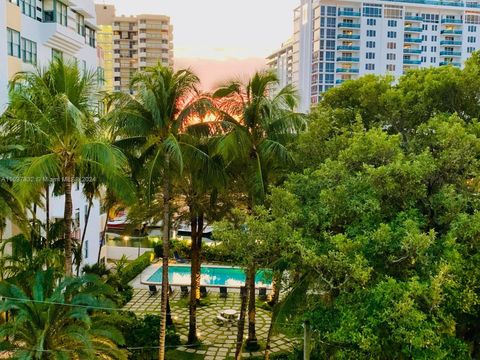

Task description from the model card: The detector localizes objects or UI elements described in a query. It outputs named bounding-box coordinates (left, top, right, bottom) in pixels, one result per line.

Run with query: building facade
left=266, top=37, right=294, bottom=90
left=1, top=0, right=104, bottom=269
left=95, top=5, right=174, bottom=94
left=271, top=0, right=480, bottom=111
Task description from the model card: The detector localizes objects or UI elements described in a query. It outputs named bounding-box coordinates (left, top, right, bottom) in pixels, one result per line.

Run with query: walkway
left=123, top=289, right=294, bottom=359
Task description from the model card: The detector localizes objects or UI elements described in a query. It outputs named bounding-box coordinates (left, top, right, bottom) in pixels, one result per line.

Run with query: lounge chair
left=258, top=287, right=267, bottom=301
left=219, top=287, right=228, bottom=298
left=200, top=286, right=208, bottom=298
left=174, top=251, right=188, bottom=264
left=148, top=285, right=158, bottom=296
left=181, top=285, right=189, bottom=297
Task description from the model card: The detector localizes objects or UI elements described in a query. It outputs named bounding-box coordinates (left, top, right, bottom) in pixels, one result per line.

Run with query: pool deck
left=123, top=288, right=295, bottom=359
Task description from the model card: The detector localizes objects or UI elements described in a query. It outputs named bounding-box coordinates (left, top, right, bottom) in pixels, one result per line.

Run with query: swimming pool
left=145, top=265, right=272, bottom=288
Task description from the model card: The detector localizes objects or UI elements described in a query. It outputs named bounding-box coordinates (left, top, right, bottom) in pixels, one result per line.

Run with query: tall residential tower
left=269, top=0, right=480, bottom=111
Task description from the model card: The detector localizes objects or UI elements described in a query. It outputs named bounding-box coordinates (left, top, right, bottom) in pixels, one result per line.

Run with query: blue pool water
left=147, top=265, right=272, bottom=287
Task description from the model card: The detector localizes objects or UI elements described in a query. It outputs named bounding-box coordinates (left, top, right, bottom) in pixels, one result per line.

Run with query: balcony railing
left=441, top=18, right=463, bottom=23
left=403, top=48, right=422, bottom=54
left=338, top=23, right=360, bottom=28
left=336, top=68, right=360, bottom=73
left=336, top=79, right=345, bottom=84
left=338, top=10, right=361, bottom=16
left=404, top=27, right=423, bottom=32
left=337, top=34, right=360, bottom=39
left=440, top=61, right=461, bottom=66
left=337, top=45, right=360, bottom=51
left=405, top=15, right=423, bottom=21
left=440, top=51, right=462, bottom=56
left=441, top=30, right=463, bottom=34
left=404, top=37, right=422, bottom=43
left=383, top=0, right=463, bottom=7
left=440, top=40, right=462, bottom=45
left=336, top=57, right=360, bottom=62
left=403, top=59, right=422, bottom=64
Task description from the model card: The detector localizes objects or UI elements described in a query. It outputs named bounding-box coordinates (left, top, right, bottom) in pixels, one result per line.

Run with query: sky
left=100, top=0, right=299, bottom=89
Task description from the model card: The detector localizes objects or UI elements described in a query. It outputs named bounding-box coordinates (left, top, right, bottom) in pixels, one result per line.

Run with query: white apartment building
left=1, top=0, right=104, bottom=268
left=270, top=0, right=480, bottom=111
left=266, top=37, right=294, bottom=90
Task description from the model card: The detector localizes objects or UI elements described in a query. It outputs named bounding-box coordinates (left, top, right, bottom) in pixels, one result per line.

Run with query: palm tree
left=213, top=71, right=305, bottom=354
left=109, top=64, right=209, bottom=359
left=2, top=59, right=132, bottom=276
left=0, top=269, right=127, bottom=359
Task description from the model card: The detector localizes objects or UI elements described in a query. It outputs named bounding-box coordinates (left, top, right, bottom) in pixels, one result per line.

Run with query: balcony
left=405, top=15, right=423, bottom=21
left=441, top=18, right=463, bottom=24
left=336, top=68, right=359, bottom=73
left=440, top=51, right=462, bottom=56
left=337, top=45, right=360, bottom=51
left=337, top=34, right=360, bottom=39
left=466, top=2, right=480, bottom=7
left=440, top=40, right=462, bottom=45
left=336, top=57, right=360, bottom=62
left=41, top=22, right=86, bottom=54
left=404, top=27, right=423, bottom=32
left=338, top=10, right=361, bottom=16
left=403, top=59, right=421, bottom=64
left=440, top=61, right=461, bottom=66
left=404, top=37, right=422, bottom=43
left=403, top=48, right=422, bottom=54
left=338, top=22, right=360, bottom=28
left=441, top=30, right=462, bottom=35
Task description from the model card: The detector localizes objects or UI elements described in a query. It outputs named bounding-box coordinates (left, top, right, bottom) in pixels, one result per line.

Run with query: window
left=325, top=74, right=334, bottom=84
left=21, top=0, right=36, bottom=19
left=388, top=20, right=397, bottom=27
left=431, top=35, right=437, bottom=41
left=422, top=35, right=427, bottom=41
left=422, top=24, right=428, bottom=30
left=7, top=28, right=20, bottom=58
left=366, top=52, right=375, bottom=59
left=327, top=17, right=336, bottom=27
left=386, top=64, right=396, bottom=71
left=432, top=25, right=438, bottom=31
left=21, top=37, right=36, bottom=64
left=466, top=15, right=480, bottom=24
left=366, top=41, right=375, bottom=48
left=422, top=46, right=427, bottom=51
left=387, top=42, right=396, bottom=49
left=85, top=240, right=88, bottom=258
left=468, top=47, right=475, bottom=53
left=326, top=62, right=335, bottom=72
left=367, top=18, right=376, bottom=26
left=421, top=56, right=427, bottom=62
left=367, top=30, right=376, bottom=37
left=56, top=1, right=68, bottom=26
left=52, top=48, right=63, bottom=61
left=431, top=46, right=437, bottom=52
left=430, top=57, right=436, bottom=63
left=326, top=29, right=336, bottom=39
left=422, top=14, right=439, bottom=23
left=326, top=40, right=335, bottom=50
left=468, top=36, right=476, bottom=43
left=76, top=12, right=85, bottom=36
left=469, top=25, right=477, bottom=32
left=365, top=63, right=375, bottom=70
left=327, top=6, right=336, bottom=16
left=326, top=51, right=335, bottom=61
left=87, top=27, right=96, bottom=47
left=387, top=31, right=397, bottom=38
left=363, top=4, right=381, bottom=18
left=387, top=53, right=396, bottom=60
left=384, top=6, right=402, bottom=19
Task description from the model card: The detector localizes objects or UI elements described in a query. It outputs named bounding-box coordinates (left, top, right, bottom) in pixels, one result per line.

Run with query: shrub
left=153, top=244, right=163, bottom=259
left=120, top=252, right=152, bottom=284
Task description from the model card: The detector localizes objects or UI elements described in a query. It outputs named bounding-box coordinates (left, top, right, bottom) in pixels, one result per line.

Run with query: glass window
left=388, top=20, right=397, bottom=27
left=468, top=36, right=476, bottom=43
left=430, top=57, right=436, bottom=63
left=367, top=18, right=376, bottom=26
left=431, top=35, right=437, bottom=41
left=387, top=42, right=396, bottom=49
left=366, top=52, right=375, bottom=59
left=326, top=29, right=336, bottom=39
left=386, top=64, right=396, bottom=71
left=367, top=30, right=376, bottom=37
left=7, top=28, right=20, bottom=58
left=386, top=53, right=396, bottom=60
left=327, top=17, right=336, bottom=27
left=326, top=40, right=335, bottom=50
left=387, top=31, right=397, bottom=38
left=468, top=47, right=475, bottom=53
left=363, top=4, right=381, bottom=18
left=327, top=6, right=336, bottom=16
left=326, top=51, right=335, bottom=61
left=21, top=37, right=37, bottom=64
left=56, top=1, right=68, bottom=26
left=52, top=48, right=63, bottom=61
left=325, top=73, right=334, bottom=83
left=365, top=63, right=375, bottom=70
left=20, top=0, right=36, bottom=19
left=366, top=41, right=375, bottom=48
left=325, top=62, right=334, bottom=72
left=76, top=12, right=85, bottom=36
left=431, top=46, right=436, bottom=52
left=87, top=27, right=96, bottom=47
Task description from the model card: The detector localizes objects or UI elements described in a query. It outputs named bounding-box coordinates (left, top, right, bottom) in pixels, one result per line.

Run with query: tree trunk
left=159, top=156, right=171, bottom=360
left=45, top=184, right=50, bottom=246
left=97, top=205, right=110, bottom=264
left=76, top=198, right=92, bottom=276
left=235, top=274, right=250, bottom=360
left=246, top=265, right=258, bottom=349
left=268, top=272, right=282, bottom=306
left=264, top=276, right=282, bottom=360
left=188, top=212, right=204, bottom=345
left=63, top=167, right=74, bottom=277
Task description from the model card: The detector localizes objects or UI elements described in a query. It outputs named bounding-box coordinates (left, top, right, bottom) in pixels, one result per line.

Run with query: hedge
left=120, top=251, right=152, bottom=284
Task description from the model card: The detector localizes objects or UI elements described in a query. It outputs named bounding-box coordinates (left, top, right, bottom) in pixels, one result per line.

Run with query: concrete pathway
left=123, top=289, right=294, bottom=359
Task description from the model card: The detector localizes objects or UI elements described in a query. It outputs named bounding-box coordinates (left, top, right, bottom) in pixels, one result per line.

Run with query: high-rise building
left=96, top=4, right=115, bottom=92
left=266, top=37, right=294, bottom=91
left=1, top=0, right=104, bottom=268
left=95, top=5, right=174, bottom=93
left=271, top=0, right=480, bottom=111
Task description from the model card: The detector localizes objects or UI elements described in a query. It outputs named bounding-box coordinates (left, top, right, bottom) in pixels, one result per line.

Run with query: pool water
left=147, top=265, right=272, bottom=287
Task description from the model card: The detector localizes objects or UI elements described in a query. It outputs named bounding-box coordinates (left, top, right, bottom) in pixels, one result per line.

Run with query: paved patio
left=123, top=288, right=294, bottom=359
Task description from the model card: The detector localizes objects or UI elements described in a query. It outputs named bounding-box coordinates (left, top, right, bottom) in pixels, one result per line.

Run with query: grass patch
left=172, top=294, right=213, bottom=308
